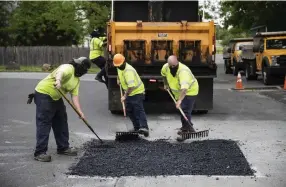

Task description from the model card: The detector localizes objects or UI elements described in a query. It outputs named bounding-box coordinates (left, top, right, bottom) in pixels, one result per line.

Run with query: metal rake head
left=115, top=131, right=140, bottom=141
left=181, top=130, right=209, bottom=139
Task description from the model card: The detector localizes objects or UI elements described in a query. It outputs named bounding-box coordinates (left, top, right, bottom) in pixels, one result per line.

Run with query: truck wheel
left=233, top=61, right=238, bottom=76
left=262, top=66, right=272, bottom=85
left=110, top=110, right=122, bottom=115
left=245, top=63, right=257, bottom=80
left=224, top=60, right=232, bottom=74
left=198, top=110, right=208, bottom=114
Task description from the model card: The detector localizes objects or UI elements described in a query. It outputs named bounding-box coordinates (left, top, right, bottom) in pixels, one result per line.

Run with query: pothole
left=68, top=139, right=254, bottom=177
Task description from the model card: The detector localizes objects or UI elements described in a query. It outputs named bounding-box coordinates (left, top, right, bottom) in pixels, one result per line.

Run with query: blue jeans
left=180, top=95, right=196, bottom=128
left=34, top=91, right=69, bottom=156
left=125, top=94, right=148, bottom=130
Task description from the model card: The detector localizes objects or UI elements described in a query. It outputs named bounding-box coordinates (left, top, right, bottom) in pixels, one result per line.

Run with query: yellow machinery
left=223, top=38, right=253, bottom=75
left=242, top=31, right=286, bottom=84
left=105, top=1, right=217, bottom=114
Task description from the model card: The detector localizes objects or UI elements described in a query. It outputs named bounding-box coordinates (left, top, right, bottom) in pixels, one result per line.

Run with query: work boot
left=177, top=126, right=196, bottom=135
left=34, top=153, right=52, bottom=162
left=57, top=147, right=77, bottom=156
left=139, top=128, right=149, bottom=137
left=95, top=76, right=105, bottom=83
left=129, top=128, right=139, bottom=133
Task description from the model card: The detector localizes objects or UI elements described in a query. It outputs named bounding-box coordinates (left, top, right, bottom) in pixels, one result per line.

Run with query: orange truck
left=105, top=1, right=217, bottom=114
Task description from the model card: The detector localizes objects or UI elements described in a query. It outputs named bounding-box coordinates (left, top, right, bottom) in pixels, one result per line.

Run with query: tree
left=5, top=1, right=110, bottom=46
left=220, top=1, right=286, bottom=32
left=0, top=1, right=15, bottom=46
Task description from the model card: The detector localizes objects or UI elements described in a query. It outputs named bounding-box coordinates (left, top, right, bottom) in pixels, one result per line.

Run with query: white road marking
left=0, top=153, right=30, bottom=157
left=4, top=141, right=27, bottom=144
left=8, top=119, right=32, bottom=125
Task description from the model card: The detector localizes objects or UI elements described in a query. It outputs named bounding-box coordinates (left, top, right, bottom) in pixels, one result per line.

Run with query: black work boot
left=95, top=76, right=105, bottom=83
left=34, top=153, right=52, bottom=162
left=57, top=147, right=77, bottom=156
left=177, top=126, right=196, bottom=135
left=139, top=128, right=149, bottom=137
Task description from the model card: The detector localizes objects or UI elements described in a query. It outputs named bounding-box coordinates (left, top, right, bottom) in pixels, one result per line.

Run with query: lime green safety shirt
left=161, top=62, right=199, bottom=100
left=117, top=63, right=145, bottom=96
left=89, top=37, right=106, bottom=60
left=35, top=64, right=80, bottom=101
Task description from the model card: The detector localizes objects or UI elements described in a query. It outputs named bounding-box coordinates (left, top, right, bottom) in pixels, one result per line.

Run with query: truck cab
left=244, top=31, right=286, bottom=85
left=223, top=38, right=253, bottom=75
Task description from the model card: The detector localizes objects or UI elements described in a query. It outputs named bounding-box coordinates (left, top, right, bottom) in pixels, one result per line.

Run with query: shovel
left=56, top=88, right=113, bottom=148
left=115, top=84, right=139, bottom=141
left=166, top=89, right=209, bottom=140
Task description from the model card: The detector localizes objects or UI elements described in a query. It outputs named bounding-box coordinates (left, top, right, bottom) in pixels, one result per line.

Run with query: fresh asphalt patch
left=259, top=90, right=286, bottom=105
left=68, top=139, right=254, bottom=177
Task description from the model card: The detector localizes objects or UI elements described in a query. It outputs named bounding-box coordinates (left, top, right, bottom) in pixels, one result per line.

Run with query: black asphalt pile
left=260, top=91, right=286, bottom=105
left=68, top=139, right=254, bottom=177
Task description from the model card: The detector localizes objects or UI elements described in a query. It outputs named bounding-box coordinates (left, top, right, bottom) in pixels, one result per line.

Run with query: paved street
left=0, top=55, right=286, bottom=187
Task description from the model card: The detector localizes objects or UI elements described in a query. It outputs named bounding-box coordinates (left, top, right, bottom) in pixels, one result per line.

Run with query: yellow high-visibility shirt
left=89, top=36, right=106, bottom=59
left=117, top=63, right=145, bottom=96
left=161, top=62, right=199, bottom=100
left=35, top=64, right=80, bottom=100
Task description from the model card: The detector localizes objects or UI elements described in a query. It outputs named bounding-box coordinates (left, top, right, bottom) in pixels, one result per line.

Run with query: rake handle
left=56, top=88, right=103, bottom=144
left=119, top=84, right=126, bottom=117
left=166, top=89, right=194, bottom=128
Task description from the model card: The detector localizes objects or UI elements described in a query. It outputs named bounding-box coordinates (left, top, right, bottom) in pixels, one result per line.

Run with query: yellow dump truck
left=223, top=38, right=253, bottom=75
left=242, top=31, right=286, bottom=84
left=105, top=1, right=217, bottom=114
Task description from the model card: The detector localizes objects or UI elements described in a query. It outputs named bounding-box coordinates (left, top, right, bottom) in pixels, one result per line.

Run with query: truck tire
left=245, top=63, right=257, bottom=80
left=232, top=60, right=238, bottom=76
left=224, top=60, right=232, bottom=74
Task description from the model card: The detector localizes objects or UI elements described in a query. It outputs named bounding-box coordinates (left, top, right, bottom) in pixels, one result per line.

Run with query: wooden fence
left=0, top=46, right=90, bottom=66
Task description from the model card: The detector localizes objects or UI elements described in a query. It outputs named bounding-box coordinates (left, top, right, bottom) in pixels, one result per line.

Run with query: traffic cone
left=283, top=75, right=286, bottom=90
left=235, top=72, right=244, bottom=90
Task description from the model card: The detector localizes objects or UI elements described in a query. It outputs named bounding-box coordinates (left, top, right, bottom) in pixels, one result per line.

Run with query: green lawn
left=0, top=65, right=99, bottom=74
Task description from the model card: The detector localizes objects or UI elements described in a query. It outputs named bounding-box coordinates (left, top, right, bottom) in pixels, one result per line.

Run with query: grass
left=216, top=46, right=223, bottom=54
left=0, top=65, right=99, bottom=74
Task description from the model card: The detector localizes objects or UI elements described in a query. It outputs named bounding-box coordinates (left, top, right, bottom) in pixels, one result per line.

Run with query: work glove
left=55, top=79, right=61, bottom=89
left=163, top=84, right=169, bottom=90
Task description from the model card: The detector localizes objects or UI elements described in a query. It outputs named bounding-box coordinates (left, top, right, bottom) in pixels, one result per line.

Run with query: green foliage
left=220, top=1, right=286, bottom=31
left=0, top=1, right=14, bottom=46
left=2, top=1, right=110, bottom=46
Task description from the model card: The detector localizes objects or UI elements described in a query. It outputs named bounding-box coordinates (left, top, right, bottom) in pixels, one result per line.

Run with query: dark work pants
left=180, top=95, right=197, bottom=128
left=91, top=56, right=108, bottom=86
left=125, top=94, right=148, bottom=130
left=34, top=91, right=69, bottom=156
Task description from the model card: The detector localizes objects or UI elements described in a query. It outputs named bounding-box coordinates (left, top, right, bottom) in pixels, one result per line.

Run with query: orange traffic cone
left=235, top=72, right=244, bottom=90
left=283, top=75, right=286, bottom=90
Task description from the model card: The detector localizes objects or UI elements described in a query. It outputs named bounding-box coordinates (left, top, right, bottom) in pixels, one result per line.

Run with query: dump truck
left=105, top=1, right=217, bottom=114
left=223, top=38, right=253, bottom=75
left=241, top=31, right=286, bottom=84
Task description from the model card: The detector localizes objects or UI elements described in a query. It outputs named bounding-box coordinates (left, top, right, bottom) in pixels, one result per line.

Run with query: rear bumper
left=266, top=66, right=286, bottom=76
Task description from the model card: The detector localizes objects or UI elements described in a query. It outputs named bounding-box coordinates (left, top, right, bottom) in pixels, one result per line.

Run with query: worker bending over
left=89, top=30, right=108, bottom=87
left=161, top=55, right=199, bottom=135
left=113, top=53, right=149, bottom=137
left=30, top=57, right=91, bottom=162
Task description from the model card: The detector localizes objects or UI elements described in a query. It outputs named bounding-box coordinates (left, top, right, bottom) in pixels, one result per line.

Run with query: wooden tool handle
left=166, top=89, right=190, bottom=123
left=119, top=84, right=126, bottom=117
left=56, top=88, right=103, bottom=143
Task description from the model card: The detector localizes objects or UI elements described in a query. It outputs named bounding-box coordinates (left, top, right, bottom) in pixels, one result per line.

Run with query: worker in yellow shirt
left=113, top=54, right=149, bottom=137
left=28, top=57, right=91, bottom=162
left=161, top=55, right=199, bottom=135
left=89, top=30, right=108, bottom=87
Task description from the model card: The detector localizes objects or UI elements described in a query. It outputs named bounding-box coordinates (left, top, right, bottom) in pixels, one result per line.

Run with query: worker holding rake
left=161, top=55, right=199, bottom=135
left=113, top=53, right=150, bottom=137
left=27, top=57, right=91, bottom=162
